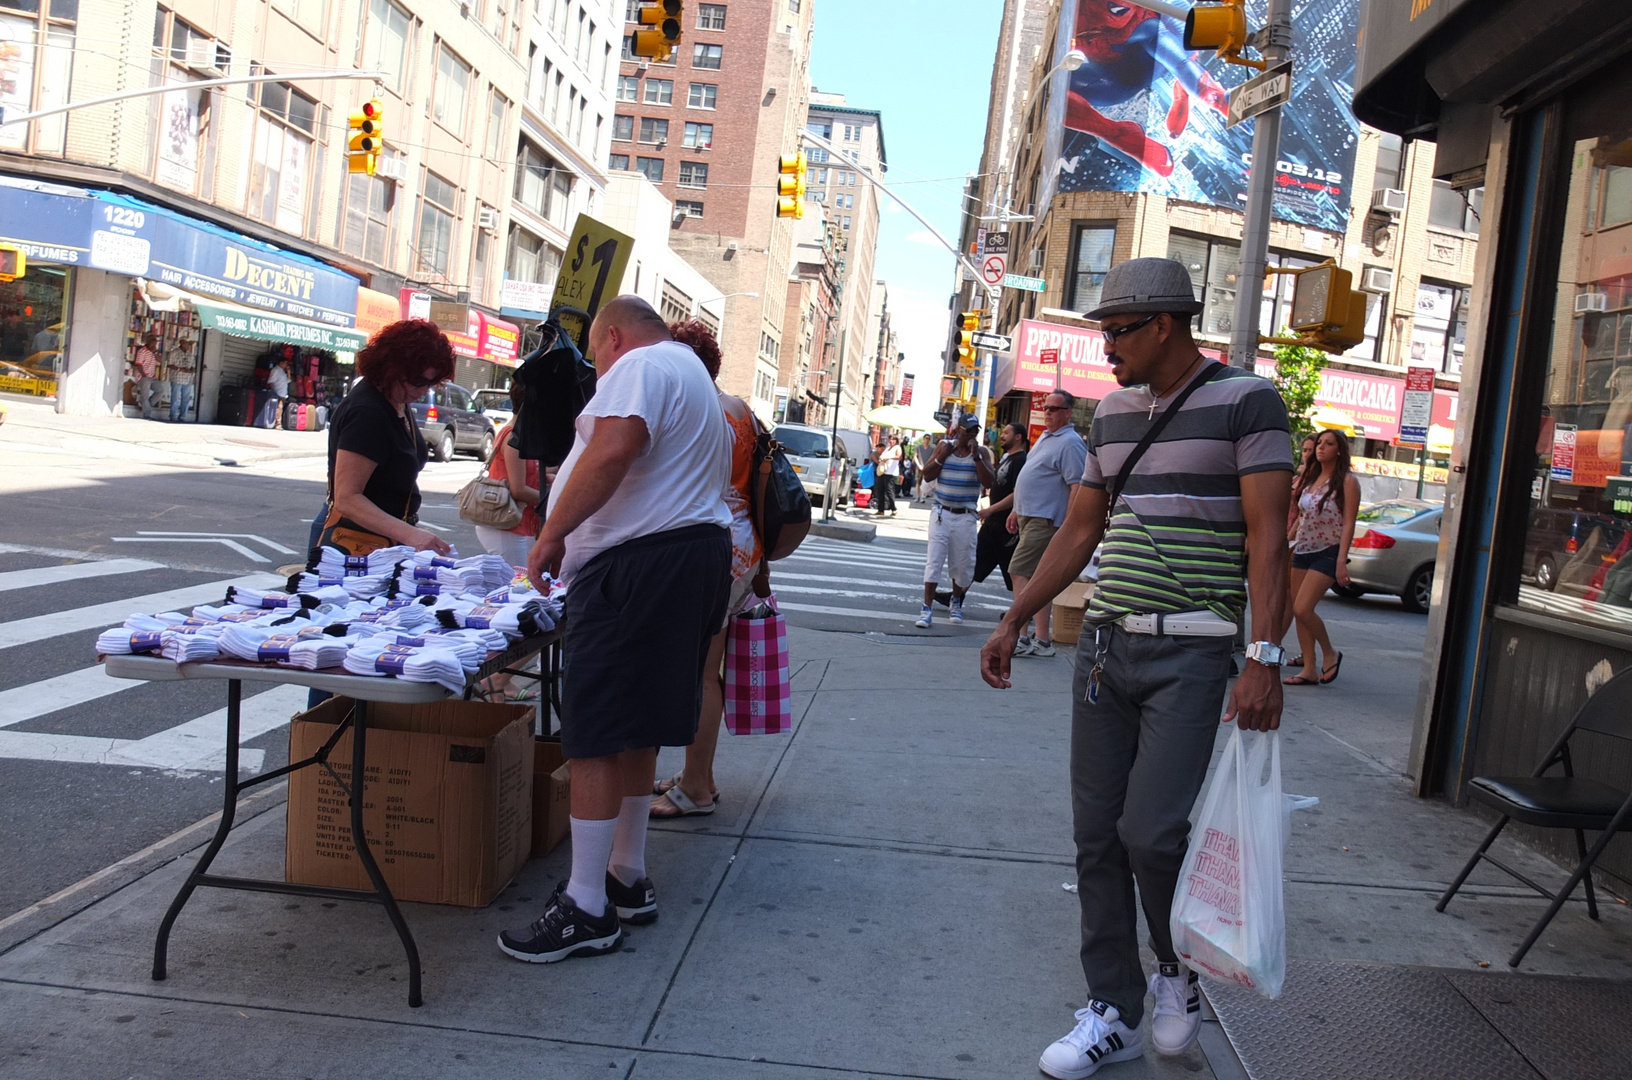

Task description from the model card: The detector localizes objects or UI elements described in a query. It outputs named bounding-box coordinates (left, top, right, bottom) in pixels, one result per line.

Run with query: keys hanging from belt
left=1086, top=623, right=1111, bottom=704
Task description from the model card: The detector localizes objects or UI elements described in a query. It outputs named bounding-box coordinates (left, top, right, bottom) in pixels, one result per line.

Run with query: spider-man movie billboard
left=1046, top=0, right=1360, bottom=233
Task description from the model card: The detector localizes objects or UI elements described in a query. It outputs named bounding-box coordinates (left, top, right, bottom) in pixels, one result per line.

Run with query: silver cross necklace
left=1146, top=353, right=1207, bottom=420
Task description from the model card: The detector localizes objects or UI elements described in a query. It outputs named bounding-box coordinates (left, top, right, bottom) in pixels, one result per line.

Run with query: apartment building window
left=679, top=161, right=708, bottom=188
left=609, top=152, right=629, bottom=170
left=616, top=75, right=638, bottom=102
left=613, top=114, right=633, bottom=140
left=807, top=120, right=832, bottom=140
left=275, top=0, right=331, bottom=34
left=624, top=0, right=641, bottom=21
left=1428, top=180, right=1483, bottom=235
left=145, top=10, right=211, bottom=192
left=1063, top=222, right=1116, bottom=314
left=787, top=0, right=800, bottom=10
left=682, top=122, right=712, bottom=149
left=692, top=43, right=722, bottom=69
left=697, top=4, right=726, bottom=29
left=676, top=200, right=703, bottom=218
left=507, top=226, right=561, bottom=288
left=1166, top=232, right=1238, bottom=336
left=687, top=83, right=717, bottom=109
left=359, top=0, right=413, bottom=94
left=1412, top=281, right=1469, bottom=375
left=415, top=169, right=458, bottom=278
left=1373, top=131, right=1404, bottom=191
left=433, top=44, right=471, bottom=130
left=643, top=78, right=673, bottom=105
left=515, top=141, right=572, bottom=229
left=485, top=91, right=509, bottom=158
left=247, top=79, right=318, bottom=237
left=639, top=117, right=668, bottom=143
left=621, top=34, right=633, bottom=59
left=470, top=210, right=493, bottom=304
left=842, top=215, right=851, bottom=230
left=341, top=149, right=397, bottom=265
left=806, top=146, right=828, bottom=163
left=635, top=156, right=664, bottom=182
left=842, top=124, right=859, bottom=141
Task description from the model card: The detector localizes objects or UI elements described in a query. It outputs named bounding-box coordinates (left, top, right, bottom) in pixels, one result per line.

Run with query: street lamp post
left=689, top=290, right=758, bottom=317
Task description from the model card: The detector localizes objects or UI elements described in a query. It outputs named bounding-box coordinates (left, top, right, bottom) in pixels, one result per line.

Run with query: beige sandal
left=650, top=785, right=716, bottom=818
left=652, top=773, right=719, bottom=801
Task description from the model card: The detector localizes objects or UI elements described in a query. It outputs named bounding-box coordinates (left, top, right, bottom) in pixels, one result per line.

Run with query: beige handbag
left=457, top=458, right=524, bottom=530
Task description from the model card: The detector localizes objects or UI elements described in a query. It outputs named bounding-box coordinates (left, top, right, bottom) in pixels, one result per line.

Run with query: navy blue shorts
left=1292, top=544, right=1340, bottom=578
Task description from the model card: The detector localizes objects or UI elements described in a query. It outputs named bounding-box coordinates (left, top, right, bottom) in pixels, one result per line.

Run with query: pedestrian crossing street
left=770, top=534, right=1015, bottom=630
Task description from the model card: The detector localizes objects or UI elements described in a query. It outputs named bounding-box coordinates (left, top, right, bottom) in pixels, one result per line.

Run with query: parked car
left=1524, top=507, right=1627, bottom=591
left=1337, top=500, right=1442, bottom=613
left=774, top=423, right=852, bottom=506
left=471, top=388, right=515, bottom=431
left=410, top=382, right=497, bottom=462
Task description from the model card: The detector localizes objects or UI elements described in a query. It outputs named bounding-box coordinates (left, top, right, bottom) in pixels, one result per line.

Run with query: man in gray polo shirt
left=1008, top=389, right=1087, bottom=658
left=979, top=258, right=1291, bottom=1078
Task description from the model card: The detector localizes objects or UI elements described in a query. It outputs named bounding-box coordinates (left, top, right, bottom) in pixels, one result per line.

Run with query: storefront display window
left=0, top=263, right=70, bottom=397
left=1514, top=97, right=1632, bottom=630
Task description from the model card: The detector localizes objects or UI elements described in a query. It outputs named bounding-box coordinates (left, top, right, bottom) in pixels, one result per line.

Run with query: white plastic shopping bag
left=1170, top=727, right=1310, bottom=1000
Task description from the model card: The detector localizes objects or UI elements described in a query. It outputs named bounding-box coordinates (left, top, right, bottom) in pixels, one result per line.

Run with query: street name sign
left=1227, top=61, right=1293, bottom=129
left=1002, top=273, right=1046, bottom=292
left=971, top=331, right=1011, bottom=351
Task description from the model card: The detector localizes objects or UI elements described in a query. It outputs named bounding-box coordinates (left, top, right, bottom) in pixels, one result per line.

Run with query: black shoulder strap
left=1104, top=360, right=1224, bottom=528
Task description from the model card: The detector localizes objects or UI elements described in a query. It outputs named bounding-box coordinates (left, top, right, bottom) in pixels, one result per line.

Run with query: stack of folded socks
left=288, top=570, right=395, bottom=600
left=223, top=585, right=323, bottom=611
left=158, top=624, right=222, bottom=662
left=386, top=631, right=485, bottom=670
left=96, top=626, right=170, bottom=655
left=343, top=639, right=468, bottom=693
left=431, top=597, right=555, bottom=637
left=310, top=545, right=418, bottom=577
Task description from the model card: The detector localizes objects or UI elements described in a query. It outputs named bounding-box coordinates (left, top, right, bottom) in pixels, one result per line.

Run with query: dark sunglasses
left=1042, top=404, right=1071, bottom=413
left=1100, top=312, right=1160, bottom=344
left=406, top=372, right=440, bottom=388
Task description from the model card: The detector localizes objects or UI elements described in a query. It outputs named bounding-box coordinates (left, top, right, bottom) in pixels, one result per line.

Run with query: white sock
left=609, top=795, right=649, bottom=886
left=564, top=816, right=617, bottom=917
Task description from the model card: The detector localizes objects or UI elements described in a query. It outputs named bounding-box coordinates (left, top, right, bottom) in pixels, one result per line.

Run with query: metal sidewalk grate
left=1203, top=959, right=1632, bottom=1080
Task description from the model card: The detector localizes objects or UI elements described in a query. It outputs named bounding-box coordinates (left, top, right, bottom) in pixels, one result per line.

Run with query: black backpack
left=511, top=315, right=596, bottom=467
left=750, top=420, right=812, bottom=561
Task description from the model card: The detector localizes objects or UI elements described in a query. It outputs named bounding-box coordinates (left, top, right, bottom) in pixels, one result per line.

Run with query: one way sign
left=1227, top=62, right=1292, bottom=128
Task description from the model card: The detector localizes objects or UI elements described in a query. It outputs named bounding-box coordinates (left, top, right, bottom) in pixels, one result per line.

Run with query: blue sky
left=807, top=0, right=1004, bottom=393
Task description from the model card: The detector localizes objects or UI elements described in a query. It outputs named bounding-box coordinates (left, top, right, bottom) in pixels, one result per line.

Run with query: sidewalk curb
left=809, top=520, right=876, bottom=542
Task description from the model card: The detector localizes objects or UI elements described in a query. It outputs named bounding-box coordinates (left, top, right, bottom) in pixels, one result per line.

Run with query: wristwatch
left=1244, top=641, right=1284, bottom=667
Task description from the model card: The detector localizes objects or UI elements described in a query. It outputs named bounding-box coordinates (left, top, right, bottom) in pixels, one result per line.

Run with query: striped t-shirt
left=1082, top=363, right=1292, bottom=623
left=934, top=444, right=983, bottom=510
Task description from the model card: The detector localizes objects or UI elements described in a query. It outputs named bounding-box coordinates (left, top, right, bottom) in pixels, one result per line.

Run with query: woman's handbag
left=314, top=504, right=397, bottom=559
left=457, top=459, right=524, bottom=531
left=723, top=595, right=792, bottom=735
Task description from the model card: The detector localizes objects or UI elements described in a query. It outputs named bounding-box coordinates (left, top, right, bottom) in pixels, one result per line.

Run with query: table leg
left=153, top=678, right=243, bottom=981
left=346, top=699, right=424, bottom=1008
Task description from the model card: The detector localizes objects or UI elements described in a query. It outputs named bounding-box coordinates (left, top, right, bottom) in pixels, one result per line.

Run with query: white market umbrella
left=862, top=404, right=945, bottom=433
left=1309, top=405, right=1360, bottom=437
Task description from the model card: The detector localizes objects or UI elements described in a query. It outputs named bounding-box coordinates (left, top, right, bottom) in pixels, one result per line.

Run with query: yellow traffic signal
left=776, top=151, right=806, bottom=219
left=0, top=243, right=24, bottom=283
left=347, top=99, right=383, bottom=176
left=957, top=311, right=981, bottom=367
left=632, top=0, right=682, bottom=62
left=1184, top=0, right=1261, bottom=69
left=1268, top=263, right=1366, bottom=354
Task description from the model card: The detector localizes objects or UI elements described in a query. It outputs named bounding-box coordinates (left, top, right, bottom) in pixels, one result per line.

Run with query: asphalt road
left=0, top=446, right=1432, bottom=923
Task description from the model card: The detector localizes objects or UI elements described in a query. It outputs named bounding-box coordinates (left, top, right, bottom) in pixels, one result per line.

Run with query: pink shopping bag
left=724, top=595, right=792, bottom=735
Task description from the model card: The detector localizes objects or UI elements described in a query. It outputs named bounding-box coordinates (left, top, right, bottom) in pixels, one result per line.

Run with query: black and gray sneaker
left=605, top=870, right=658, bottom=925
left=496, top=882, right=623, bottom=963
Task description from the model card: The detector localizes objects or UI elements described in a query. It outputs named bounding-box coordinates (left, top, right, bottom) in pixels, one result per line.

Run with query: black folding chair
left=1436, top=667, right=1632, bottom=967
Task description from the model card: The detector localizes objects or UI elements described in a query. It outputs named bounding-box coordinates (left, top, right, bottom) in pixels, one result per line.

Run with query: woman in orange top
left=652, top=319, right=765, bottom=818
left=472, top=381, right=544, bottom=569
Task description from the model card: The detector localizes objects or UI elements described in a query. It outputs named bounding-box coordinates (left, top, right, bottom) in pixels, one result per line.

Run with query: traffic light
left=956, top=311, right=981, bottom=369
left=941, top=375, right=970, bottom=404
left=347, top=99, right=383, bottom=176
left=1184, top=0, right=1261, bottom=68
left=776, top=151, right=806, bottom=219
left=0, top=243, right=24, bottom=283
left=632, top=1, right=682, bottom=62
left=1280, top=264, right=1366, bottom=354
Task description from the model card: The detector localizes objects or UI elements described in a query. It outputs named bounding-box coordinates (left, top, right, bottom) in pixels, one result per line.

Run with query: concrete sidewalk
left=2, top=616, right=1630, bottom=1079
left=0, top=394, right=327, bottom=468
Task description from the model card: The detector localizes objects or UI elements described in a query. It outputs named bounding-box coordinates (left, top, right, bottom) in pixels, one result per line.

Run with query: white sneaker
left=914, top=605, right=933, bottom=629
left=949, top=596, right=964, bottom=623
left=1148, top=962, right=1202, bottom=1055
left=1013, top=635, right=1035, bottom=657
left=1029, top=639, right=1057, bottom=658
left=1039, top=1001, right=1144, bottom=1079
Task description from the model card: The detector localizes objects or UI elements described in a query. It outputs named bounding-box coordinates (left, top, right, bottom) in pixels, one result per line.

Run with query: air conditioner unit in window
left=1029, top=249, right=1044, bottom=270
left=1360, top=266, right=1394, bottom=294
left=477, top=207, right=500, bottom=232
left=1370, top=187, right=1407, bottom=215
left=183, top=37, right=223, bottom=76
left=374, top=156, right=406, bottom=182
left=1576, top=291, right=1610, bottom=313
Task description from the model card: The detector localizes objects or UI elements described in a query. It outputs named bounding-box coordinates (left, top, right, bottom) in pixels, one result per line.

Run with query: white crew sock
left=564, top=816, right=618, bottom=917
left=609, top=795, right=650, bottom=886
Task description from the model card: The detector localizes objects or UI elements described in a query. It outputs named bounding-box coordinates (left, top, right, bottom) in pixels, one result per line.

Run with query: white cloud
left=883, top=200, right=904, bottom=213
left=903, top=228, right=942, bottom=247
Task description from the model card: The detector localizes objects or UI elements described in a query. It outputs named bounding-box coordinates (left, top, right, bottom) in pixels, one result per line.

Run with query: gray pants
left=1068, top=624, right=1232, bottom=1027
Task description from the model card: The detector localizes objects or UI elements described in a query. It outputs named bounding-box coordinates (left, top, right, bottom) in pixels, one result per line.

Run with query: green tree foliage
left=1270, top=339, right=1329, bottom=448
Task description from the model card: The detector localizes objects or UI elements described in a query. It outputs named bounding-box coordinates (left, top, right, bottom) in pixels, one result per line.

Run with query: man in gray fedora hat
left=979, top=257, right=1293, bottom=1077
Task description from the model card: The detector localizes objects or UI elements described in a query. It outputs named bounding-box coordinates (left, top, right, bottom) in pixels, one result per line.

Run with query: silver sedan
left=1335, top=500, right=1443, bottom=613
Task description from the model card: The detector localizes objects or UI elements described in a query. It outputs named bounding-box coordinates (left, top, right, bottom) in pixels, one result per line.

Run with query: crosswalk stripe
left=0, top=573, right=282, bottom=651
left=0, top=665, right=131, bottom=730
left=775, top=599, right=997, bottom=624
left=0, top=558, right=166, bottom=593
left=800, top=541, right=923, bottom=562
left=782, top=552, right=930, bottom=573
left=772, top=581, right=1010, bottom=612
left=0, top=684, right=304, bottom=773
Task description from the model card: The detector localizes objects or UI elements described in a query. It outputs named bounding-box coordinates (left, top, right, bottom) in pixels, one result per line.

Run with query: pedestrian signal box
left=0, top=244, right=23, bottom=282
left=1266, top=262, right=1366, bottom=354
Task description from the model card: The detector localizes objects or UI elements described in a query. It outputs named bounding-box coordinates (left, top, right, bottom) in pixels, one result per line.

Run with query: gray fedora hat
left=1085, top=257, right=1203, bottom=320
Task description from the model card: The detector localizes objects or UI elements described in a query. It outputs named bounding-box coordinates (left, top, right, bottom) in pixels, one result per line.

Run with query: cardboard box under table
left=287, top=698, right=534, bottom=907
left=1052, top=580, right=1093, bottom=646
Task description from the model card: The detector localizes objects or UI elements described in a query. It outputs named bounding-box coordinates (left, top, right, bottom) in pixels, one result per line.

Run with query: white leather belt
left=1118, top=611, right=1236, bottom=637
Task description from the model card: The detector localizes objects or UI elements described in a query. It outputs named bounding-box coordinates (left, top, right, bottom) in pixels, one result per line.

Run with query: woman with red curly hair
left=315, top=319, right=455, bottom=557
left=649, top=318, right=765, bottom=818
